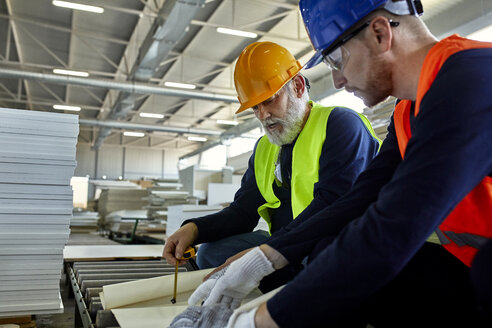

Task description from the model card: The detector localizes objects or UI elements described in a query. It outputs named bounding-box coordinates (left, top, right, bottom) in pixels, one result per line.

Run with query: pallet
left=0, top=315, right=36, bottom=327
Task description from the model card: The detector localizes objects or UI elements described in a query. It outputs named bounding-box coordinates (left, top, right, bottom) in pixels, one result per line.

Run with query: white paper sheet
left=63, top=245, right=165, bottom=261
left=100, top=269, right=267, bottom=328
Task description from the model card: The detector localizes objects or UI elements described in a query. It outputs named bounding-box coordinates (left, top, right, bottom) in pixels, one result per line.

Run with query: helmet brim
left=304, top=51, right=323, bottom=69
left=235, top=103, right=250, bottom=114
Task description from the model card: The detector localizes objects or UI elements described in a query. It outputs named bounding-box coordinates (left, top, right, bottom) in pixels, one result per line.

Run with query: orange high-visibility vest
left=393, top=35, right=492, bottom=267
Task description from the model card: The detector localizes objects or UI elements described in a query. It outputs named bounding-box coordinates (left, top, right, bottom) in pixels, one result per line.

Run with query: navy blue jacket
left=185, top=107, right=381, bottom=244
left=266, top=48, right=492, bottom=327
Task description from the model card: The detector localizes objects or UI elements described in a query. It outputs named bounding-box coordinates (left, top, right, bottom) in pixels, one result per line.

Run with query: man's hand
left=226, top=303, right=279, bottom=328
left=204, top=243, right=289, bottom=281
left=163, top=223, right=199, bottom=265
left=254, top=303, right=279, bottom=328
left=188, top=267, right=227, bottom=306
left=169, top=304, right=233, bottom=328
left=226, top=306, right=258, bottom=328
left=196, top=247, right=276, bottom=309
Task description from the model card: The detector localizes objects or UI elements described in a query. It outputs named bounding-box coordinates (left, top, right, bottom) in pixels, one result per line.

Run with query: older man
left=163, top=41, right=380, bottom=290
left=185, top=1, right=492, bottom=327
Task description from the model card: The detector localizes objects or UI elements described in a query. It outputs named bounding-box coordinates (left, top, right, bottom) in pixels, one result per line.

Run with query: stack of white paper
left=98, top=189, right=149, bottom=218
left=70, top=210, right=99, bottom=233
left=166, top=205, right=222, bottom=236
left=0, top=108, right=78, bottom=317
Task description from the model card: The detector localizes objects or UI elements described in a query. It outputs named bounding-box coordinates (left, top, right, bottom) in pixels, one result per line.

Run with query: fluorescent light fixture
left=53, top=104, right=81, bottom=111
left=217, top=119, right=239, bottom=126
left=164, top=81, right=196, bottom=89
left=216, top=27, right=257, bottom=39
left=187, top=136, right=207, bottom=142
left=139, top=112, right=165, bottom=119
left=53, top=68, right=89, bottom=77
left=124, top=131, right=145, bottom=137
left=52, top=1, right=104, bottom=13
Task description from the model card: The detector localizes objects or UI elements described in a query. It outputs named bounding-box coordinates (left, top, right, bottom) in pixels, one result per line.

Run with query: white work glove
left=169, top=304, right=233, bottom=328
left=200, top=247, right=275, bottom=309
left=226, top=306, right=258, bottom=328
left=188, top=267, right=228, bottom=306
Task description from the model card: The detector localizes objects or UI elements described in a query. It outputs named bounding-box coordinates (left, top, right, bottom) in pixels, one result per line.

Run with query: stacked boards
left=0, top=108, right=78, bottom=316
left=98, top=189, right=149, bottom=218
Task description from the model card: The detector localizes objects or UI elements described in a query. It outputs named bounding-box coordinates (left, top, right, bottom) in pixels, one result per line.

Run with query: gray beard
left=262, top=94, right=306, bottom=146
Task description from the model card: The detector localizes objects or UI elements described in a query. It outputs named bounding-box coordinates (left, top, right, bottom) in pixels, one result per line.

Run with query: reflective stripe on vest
left=393, top=35, right=492, bottom=267
left=255, top=101, right=381, bottom=233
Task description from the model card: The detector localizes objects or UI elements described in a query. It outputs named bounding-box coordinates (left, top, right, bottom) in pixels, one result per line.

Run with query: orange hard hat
left=234, top=42, right=302, bottom=114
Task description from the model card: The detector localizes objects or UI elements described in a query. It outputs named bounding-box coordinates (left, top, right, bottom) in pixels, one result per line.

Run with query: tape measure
left=171, top=246, right=196, bottom=304
left=178, top=246, right=196, bottom=260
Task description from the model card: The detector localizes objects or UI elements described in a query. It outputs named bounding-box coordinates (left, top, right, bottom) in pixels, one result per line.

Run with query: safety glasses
left=322, top=19, right=400, bottom=72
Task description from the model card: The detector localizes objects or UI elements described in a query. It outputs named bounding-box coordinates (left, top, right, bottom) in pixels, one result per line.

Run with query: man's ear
left=367, top=16, right=393, bottom=53
left=291, top=75, right=305, bottom=98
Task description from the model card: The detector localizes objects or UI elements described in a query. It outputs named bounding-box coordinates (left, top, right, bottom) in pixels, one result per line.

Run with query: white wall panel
left=163, top=149, right=182, bottom=180
left=97, top=146, right=124, bottom=179
left=75, top=144, right=190, bottom=182
left=124, top=148, right=163, bottom=179
left=75, top=144, right=96, bottom=178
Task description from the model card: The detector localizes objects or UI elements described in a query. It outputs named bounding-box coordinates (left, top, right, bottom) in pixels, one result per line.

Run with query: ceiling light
left=124, top=131, right=145, bottom=137
left=164, top=81, right=196, bottom=89
left=217, top=119, right=239, bottom=126
left=216, top=27, right=257, bottom=39
left=53, top=68, right=89, bottom=77
left=187, top=136, right=207, bottom=142
left=52, top=1, right=104, bottom=13
left=139, top=112, right=165, bottom=119
left=53, top=104, right=81, bottom=111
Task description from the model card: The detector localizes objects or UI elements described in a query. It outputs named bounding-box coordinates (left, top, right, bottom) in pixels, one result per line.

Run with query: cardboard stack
left=0, top=108, right=78, bottom=317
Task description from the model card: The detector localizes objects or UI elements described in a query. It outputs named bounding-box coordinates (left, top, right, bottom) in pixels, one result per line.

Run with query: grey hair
left=282, top=74, right=310, bottom=103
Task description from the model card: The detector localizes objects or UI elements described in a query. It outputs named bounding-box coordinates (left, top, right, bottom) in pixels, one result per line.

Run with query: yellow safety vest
left=254, top=101, right=379, bottom=232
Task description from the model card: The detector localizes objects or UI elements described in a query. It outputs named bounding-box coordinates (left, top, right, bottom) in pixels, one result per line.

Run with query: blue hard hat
left=300, top=0, right=423, bottom=69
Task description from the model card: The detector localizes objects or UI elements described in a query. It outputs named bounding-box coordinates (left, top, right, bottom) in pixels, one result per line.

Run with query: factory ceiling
left=0, top=0, right=490, bottom=155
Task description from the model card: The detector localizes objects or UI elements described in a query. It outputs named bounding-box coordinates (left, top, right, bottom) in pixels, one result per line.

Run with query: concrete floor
left=35, top=273, right=75, bottom=328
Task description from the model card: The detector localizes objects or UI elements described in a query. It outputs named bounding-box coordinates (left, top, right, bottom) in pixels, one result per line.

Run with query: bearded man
left=163, top=41, right=381, bottom=292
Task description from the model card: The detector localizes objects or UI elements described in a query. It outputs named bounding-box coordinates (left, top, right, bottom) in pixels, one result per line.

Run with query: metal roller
left=69, top=259, right=195, bottom=328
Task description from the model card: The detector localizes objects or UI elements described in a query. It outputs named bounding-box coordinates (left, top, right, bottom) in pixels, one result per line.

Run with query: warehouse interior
left=0, top=0, right=491, bottom=327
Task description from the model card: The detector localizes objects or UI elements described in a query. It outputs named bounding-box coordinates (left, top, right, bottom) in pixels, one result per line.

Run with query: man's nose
left=332, top=70, right=348, bottom=90
left=255, top=105, right=271, bottom=120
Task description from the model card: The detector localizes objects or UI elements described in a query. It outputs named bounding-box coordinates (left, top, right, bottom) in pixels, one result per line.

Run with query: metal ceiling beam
left=65, top=13, right=75, bottom=110
left=252, top=0, right=297, bottom=10
left=0, top=67, right=239, bottom=103
left=0, top=60, right=118, bottom=79
left=0, top=14, right=129, bottom=46
left=16, top=23, right=67, bottom=67
left=79, top=119, right=222, bottom=136
left=190, top=19, right=309, bottom=44
left=0, top=96, right=101, bottom=111
left=134, top=0, right=206, bottom=80
left=5, top=0, right=31, bottom=110
left=5, top=21, right=12, bottom=60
